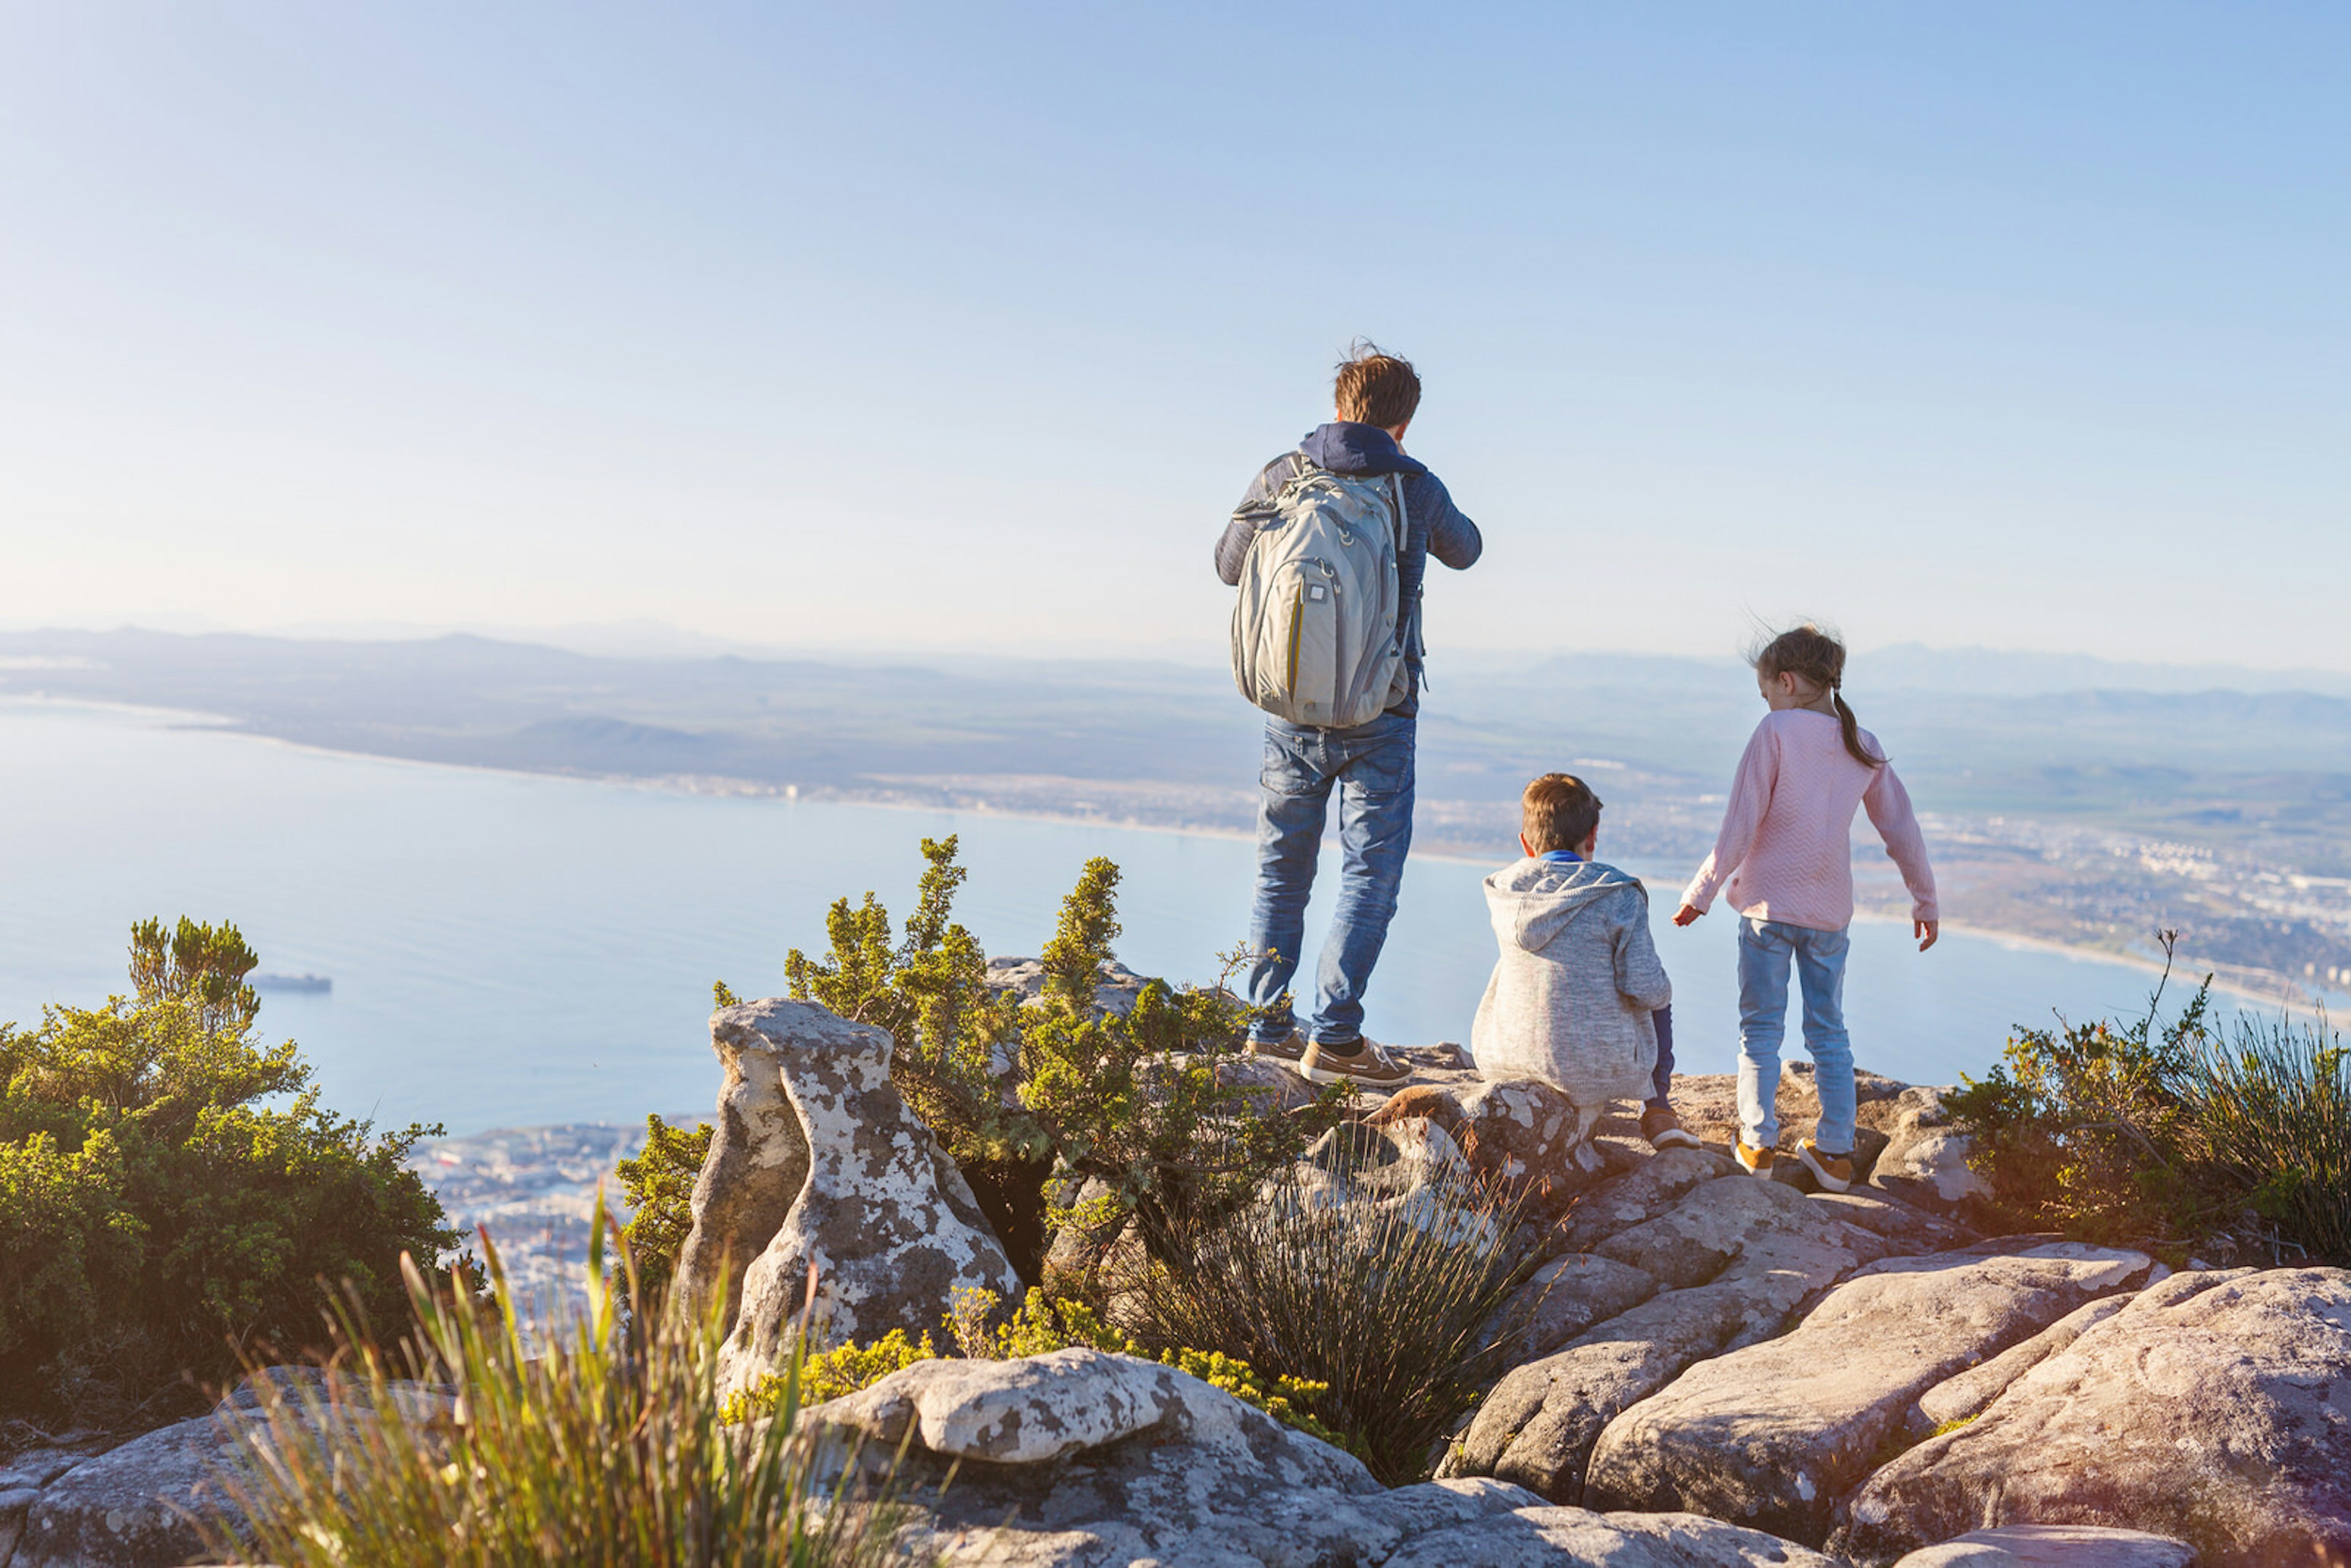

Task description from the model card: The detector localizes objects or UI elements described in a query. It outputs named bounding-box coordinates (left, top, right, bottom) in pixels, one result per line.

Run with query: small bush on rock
left=615, top=1115, right=714, bottom=1307
left=727, top=1285, right=1346, bottom=1452
left=781, top=838, right=1343, bottom=1280
left=0, top=918, right=456, bottom=1425
left=1128, top=1142, right=1529, bottom=1485
left=1952, top=931, right=2351, bottom=1265
left=217, top=1203, right=914, bottom=1567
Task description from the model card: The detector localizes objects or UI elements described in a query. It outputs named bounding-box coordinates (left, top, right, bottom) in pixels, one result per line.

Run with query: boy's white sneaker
left=1798, top=1139, right=1854, bottom=1193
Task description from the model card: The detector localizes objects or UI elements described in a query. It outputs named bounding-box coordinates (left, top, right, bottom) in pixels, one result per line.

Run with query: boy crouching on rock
left=1471, top=773, right=1700, bottom=1152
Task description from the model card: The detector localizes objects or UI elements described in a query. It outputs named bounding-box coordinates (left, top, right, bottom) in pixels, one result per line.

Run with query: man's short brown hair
left=1522, top=773, right=1603, bottom=854
left=1333, top=343, right=1422, bottom=429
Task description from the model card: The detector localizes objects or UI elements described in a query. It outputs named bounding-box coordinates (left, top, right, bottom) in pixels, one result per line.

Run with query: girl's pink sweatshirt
left=1681, top=708, right=1938, bottom=932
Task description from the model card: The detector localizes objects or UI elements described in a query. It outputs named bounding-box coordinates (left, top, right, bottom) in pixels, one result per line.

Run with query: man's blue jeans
left=1736, top=916, right=1856, bottom=1154
left=1246, top=711, right=1415, bottom=1046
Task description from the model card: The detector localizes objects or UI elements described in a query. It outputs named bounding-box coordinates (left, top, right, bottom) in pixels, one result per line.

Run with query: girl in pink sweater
left=1673, top=626, right=1938, bottom=1193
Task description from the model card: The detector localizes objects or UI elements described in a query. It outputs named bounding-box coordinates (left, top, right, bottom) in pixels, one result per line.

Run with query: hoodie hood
left=1299, top=422, right=1430, bottom=478
left=1483, top=856, right=1645, bottom=951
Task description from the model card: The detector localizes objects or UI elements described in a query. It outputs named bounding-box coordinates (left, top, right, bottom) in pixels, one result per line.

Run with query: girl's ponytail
left=1753, top=625, right=1884, bottom=768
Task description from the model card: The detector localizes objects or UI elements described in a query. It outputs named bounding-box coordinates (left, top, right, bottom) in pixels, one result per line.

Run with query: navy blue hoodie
left=1214, top=422, right=1483, bottom=719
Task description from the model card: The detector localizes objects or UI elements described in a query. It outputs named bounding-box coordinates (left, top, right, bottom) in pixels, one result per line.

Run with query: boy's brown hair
left=1334, top=342, right=1422, bottom=429
left=1522, top=773, right=1603, bottom=854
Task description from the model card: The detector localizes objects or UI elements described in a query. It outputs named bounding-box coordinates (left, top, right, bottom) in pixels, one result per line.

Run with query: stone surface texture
left=1367, top=1076, right=1610, bottom=1223
left=1835, top=1266, right=2351, bottom=1566
left=702, top=999, right=1021, bottom=1391
left=1863, top=1087, right=1990, bottom=1221
left=1583, top=1242, right=2158, bottom=1542
left=810, top=1348, right=1845, bottom=1567
left=1889, top=1526, right=2195, bottom=1567
left=10, top=1371, right=452, bottom=1568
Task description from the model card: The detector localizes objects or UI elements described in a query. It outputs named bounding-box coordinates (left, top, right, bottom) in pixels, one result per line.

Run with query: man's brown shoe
left=1798, top=1139, right=1854, bottom=1193
left=1641, top=1106, right=1702, bottom=1151
left=1736, top=1138, right=1776, bottom=1179
left=1245, top=1029, right=1308, bottom=1063
left=1300, top=1038, right=1411, bottom=1087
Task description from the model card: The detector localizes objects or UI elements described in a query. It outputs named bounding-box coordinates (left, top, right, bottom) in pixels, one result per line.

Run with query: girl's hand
left=1673, top=903, right=1704, bottom=927
left=1916, top=919, right=1940, bottom=952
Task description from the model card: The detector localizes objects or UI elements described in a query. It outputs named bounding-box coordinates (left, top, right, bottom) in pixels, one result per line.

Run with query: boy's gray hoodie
left=1471, top=856, right=1672, bottom=1105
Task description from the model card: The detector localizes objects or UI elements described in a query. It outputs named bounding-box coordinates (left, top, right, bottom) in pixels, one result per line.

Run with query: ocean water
left=0, top=699, right=2184, bottom=1135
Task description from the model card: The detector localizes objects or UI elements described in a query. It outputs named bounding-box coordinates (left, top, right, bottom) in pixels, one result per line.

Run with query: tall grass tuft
left=1125, top=1139, right=1528, bottom=1485
left=2189, top=1011, right=2351, bottom=1264
left=209, top=1196, right=921, bottom=1567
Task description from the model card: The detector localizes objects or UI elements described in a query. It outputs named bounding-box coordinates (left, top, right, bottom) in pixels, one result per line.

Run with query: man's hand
left=1673, top=903, right=1704, bottom=927
left=1916, top=918, right=1940, bottom=952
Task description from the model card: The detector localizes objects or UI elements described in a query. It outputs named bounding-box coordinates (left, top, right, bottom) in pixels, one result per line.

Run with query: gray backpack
left=1228, top=456, right=1409, bottom=729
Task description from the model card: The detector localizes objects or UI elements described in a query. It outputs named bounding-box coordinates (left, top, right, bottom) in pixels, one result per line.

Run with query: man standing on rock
left=1215, top=344, right=1483, bottom=1086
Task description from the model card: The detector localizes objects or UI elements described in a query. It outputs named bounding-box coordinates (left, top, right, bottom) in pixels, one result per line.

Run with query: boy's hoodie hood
left=1300, top=422, right=1430, bottom=478
left=1483, top=856, right=1644, bottom=951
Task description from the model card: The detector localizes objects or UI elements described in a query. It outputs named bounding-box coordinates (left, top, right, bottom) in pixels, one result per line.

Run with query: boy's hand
left=1673, top=903, right=1703, bottom=926
left=1916, top=919, right=1940, bottom=951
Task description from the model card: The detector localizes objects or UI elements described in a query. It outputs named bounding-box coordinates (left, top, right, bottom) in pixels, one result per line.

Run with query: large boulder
left=697, top=999, right=1021, bottom=1392
left=1487, top=1253, right=1662, bottom=1367
left=1865, top=1087, right=1990, bottom=1222
left=1583, top=1242, right=2158, bottom=1543
left=809, top=1347, right=1843, bottom=1567
left=1453, top=1168, right=1978, bottom=1505
left=1367, top=1078, right=1609, bottom=1224
left=1888, top=1525, right=2194, bottom=1567
left=11, top=1369, right=452, bottom=1568
left=1834, top=1266, right=2351, bottom=1566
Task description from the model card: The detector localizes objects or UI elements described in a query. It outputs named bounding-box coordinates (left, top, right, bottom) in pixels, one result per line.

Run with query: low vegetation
left=1951, top=931, right=2351, bottom=1266
left=0, top=918, right=456, bottom=1426
left=1127, top=1141, right=1529, bottom=1485
left=727, top=1286, right=1346, bottom=1452
left=779, top=836, right=1344, bottom=1278
left=215, top=1206, right=913, bottom=1568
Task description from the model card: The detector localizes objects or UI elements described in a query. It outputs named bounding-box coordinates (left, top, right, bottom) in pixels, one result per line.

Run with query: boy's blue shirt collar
left=1540, top=849, right=1584, bottom=863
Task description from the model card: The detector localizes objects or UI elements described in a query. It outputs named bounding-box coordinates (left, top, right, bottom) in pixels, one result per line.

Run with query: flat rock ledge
left=807, top=1346, right=1848, bottom=1567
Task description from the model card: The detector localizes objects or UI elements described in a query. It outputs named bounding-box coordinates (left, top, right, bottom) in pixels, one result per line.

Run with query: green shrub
left=615, top=1116, right=714, bottom=1307
left=781, top=839, right=1342, bottom=1283
left=0, top=918, right=456, bottom=1424
left=1951, top=931, right=2351, bottom=1265
left=726, top=1286, right=1346, bottom=1452
left=214, top=1202, right=915, bottom=1567
left=1125, top=1142, right=1529, bottom=1485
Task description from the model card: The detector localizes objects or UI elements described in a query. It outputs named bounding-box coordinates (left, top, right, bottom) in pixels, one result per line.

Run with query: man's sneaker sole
left=1799, top=1141, right=1854, bottom=1193
left=1299, top=1042, right=1410, bottom=1087
left=1245, top=1033, right=1307, bottom=1063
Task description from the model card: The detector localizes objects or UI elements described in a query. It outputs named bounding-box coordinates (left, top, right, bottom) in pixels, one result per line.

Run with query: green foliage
left=728, top=1286, right=1346, bottom=1452
left=784, top=839, right=1343, bottom=1275
left=214, top=1201, right=916, bottom=1568
left=1952, top=932, right=2351, bottom=1264
left=0, top=918, right=456, bottom=1424
left=615, top=1117, right=715, bottom=1307
left=1127, top=1143, right=1529, bottom=1485
left=713, top=980, right=741, bottom=1008
left=786, top=836, right=1033, bottom=1166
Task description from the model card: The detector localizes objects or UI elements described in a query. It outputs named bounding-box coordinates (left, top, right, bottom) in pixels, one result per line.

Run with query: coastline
left=7, top=694, right=2338, bottom=1021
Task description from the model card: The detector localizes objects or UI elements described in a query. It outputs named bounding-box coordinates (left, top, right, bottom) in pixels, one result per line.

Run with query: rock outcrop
left=1367, top=1078, right=1610, bottom=1223
left=689, top=999, right=1021, bottom=1392
left=1583, top=1242, right=2158, bottom=1542
left=1834, top=1266, right=2351, bottom=1566
left=809, top=1346, right=1847, bottom=1567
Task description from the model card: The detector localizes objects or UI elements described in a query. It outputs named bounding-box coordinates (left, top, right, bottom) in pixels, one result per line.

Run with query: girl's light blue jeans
left=1736, top=916, right=1856, bottom=1155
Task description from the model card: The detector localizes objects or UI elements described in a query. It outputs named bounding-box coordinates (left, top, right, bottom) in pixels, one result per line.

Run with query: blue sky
left=1, top=4, right=2343, bottom=667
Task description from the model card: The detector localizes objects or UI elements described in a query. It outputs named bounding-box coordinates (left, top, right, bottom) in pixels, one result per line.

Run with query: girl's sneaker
left=1798, top=1140, right=1854, bottom=1193
left=1735, top=1139, right=1776, bottom=1179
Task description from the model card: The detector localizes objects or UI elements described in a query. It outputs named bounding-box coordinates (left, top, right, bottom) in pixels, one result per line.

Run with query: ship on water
left=250, top=972, right=332, bottom=994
